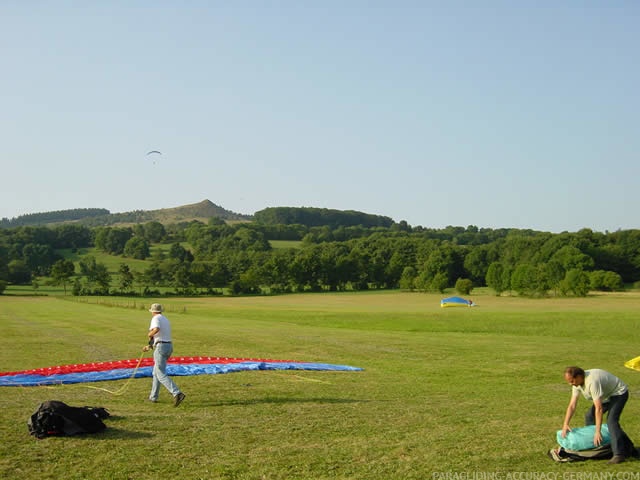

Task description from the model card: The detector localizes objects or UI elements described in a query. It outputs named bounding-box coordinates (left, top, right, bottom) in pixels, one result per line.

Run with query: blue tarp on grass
left=440, top=296, right=475, bottom=308
left=0, top=361, right=363, bottom=387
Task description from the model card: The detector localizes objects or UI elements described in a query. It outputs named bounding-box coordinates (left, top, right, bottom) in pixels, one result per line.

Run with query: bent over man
left=562, top=366, right=635, bottom=464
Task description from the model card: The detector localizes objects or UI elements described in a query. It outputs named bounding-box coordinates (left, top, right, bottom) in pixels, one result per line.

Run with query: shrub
left=455, top=278, right=473, bottom=295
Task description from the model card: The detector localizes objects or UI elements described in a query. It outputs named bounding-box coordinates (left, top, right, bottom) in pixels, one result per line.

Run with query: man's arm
left=592, top=397, right=604, bottom=446
left=148, top=326, right=160, bottom=340
left=561, top=395, right=579, bottom=437
left=142, top=327, right=160, bottom=352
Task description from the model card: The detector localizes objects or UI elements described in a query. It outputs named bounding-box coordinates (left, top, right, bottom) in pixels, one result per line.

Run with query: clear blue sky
left=2, top=2, right=638, bottom=233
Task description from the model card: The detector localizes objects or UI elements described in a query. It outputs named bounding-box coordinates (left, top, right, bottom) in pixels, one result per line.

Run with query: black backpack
left=28, top=400, right=110, bottom=439
left=548, top=444, right=613, bottom=462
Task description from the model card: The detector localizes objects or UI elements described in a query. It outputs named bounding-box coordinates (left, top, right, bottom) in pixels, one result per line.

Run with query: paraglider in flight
left=146, top=150, right=162, bottom=164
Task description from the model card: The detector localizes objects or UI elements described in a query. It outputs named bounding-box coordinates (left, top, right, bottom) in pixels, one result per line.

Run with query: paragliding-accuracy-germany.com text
left=432, top=472, right=640, bottom=480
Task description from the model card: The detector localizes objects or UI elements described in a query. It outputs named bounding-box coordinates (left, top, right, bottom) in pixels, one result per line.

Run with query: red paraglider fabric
left=0, top=356, right=363, bottom=387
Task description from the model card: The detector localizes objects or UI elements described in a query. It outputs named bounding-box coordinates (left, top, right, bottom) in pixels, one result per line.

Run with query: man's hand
left=142, top=345, right=151, bottom=352
left=594, top=430, right=603, bottom=446
left=561, top=425, right=572, bottom=438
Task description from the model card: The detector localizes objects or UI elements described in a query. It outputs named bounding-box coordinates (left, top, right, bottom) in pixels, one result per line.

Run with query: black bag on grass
left=28, top=400, right=110, bottom=439
left=548, top=444, right=613, bottom=462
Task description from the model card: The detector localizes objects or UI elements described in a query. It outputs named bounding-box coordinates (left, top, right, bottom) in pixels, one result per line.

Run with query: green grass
left=60, top=247, right=164, bottom=273
left=2, top=291, right=640, bottom=479
left=269, top=240, right=303, bottom=249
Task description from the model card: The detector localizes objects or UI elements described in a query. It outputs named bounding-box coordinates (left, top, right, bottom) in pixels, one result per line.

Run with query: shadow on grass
left=100, top=427, right=154, bottom=440
left=47, top=428, right=154, bottom=441
left=55, top=416, right=154, bottom=440
left=206, top=397, right=366, bottom=407
left=69, top=428, right=153, bottom=441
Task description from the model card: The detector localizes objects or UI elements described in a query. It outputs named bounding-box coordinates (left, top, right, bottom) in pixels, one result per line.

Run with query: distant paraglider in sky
left=146, top=150, right=162, bottom=164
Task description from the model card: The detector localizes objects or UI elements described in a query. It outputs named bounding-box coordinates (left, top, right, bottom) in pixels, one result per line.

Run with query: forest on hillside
left=0, top=207, right=638, bottom=297
left=0, top=199, right=249, bottom=228
left=0, top=208, right=110, bottom=228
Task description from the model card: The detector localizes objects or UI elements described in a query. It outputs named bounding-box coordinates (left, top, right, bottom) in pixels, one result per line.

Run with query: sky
left=2, top=1, right=638, bottom=233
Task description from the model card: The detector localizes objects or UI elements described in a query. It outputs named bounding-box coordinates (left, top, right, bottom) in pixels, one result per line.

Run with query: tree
left=172, top=263, right=193, bottom=295
left=455, top=278, right=473, bottom=295
left=143, top=221, right=166, bottom=243
left=486, top=262, right=509, bottom=296
left=51, top=259, right=75, bottom=295
left=93, top=263, right=111, bottom=294
left=78, top=256, right=111, bottom=294
left=422, top=244, right=464, bottom=287
left=95, top=227, right=132, bottom=255
left=189, top=261, right=214, bottom=293
left=463, top=246, right=494, bottom=286
left=545, top=259, right=565, bottom=296
left=399, top=266, right=417, bottom=290
left=260, top=250, right=295, bottom=293
left=93, top=228, right=110, bottom=252
left=562, top=269, right=591, bottom=297
left=72, top=278, right=82, bottom=296
left=22, top=243, right=57, bottom=276
left=133, top=270, right=149, bottom=296
left=602, top=271, right=623, bottom=291
left=144, top=261, right=165, bottom=288
left=511, top=264, right=537, bottom=297
left=430, top=272, right=448, bottom=293
left=386, top=239, right=416, bottom=288
left=105, top=228, right=133, bottom=255
left=550, top=245, right=595, bottom=272
left=590, top=270, right=623, bottom=292
left=414, top=269, right=430, bottom=292
left=169, top=243, right=193, bottom=263
left=0, top=250, right=8, bottom=284
left=316, top=243, right=352, bottom=291
left=8, top=259, right=31, bottom=285
left=124, top=237, right=150, bottom=260
left=118, top=263, right=134, bottom=293
left=53, top=224, right=92, bottom=249
left=532, top=264, right=551, bottom=297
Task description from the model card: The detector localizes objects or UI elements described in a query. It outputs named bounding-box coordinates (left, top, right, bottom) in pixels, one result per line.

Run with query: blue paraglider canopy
left=0, top=356, right=363, bottom=387
left=440, top=296, right=475, bottom=308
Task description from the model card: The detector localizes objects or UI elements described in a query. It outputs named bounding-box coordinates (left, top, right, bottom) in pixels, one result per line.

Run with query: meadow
left=2, top=291, right=640, bottom=479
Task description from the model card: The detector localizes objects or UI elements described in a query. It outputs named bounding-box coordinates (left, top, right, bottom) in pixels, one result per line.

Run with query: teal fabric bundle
left=557, top=425, right=611, bottom=451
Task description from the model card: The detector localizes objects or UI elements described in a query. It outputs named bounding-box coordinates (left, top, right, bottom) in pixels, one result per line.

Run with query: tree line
left=0, top=215, right=639, bottom=297
left=0, top=208, right=110, bottom=228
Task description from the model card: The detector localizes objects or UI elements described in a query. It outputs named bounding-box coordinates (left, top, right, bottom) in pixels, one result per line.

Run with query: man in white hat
left=142, top=303, right=186, bottom=406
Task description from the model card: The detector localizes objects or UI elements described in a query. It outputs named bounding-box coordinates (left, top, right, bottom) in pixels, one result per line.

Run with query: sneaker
left=173, top=392, right=186, bottom=407
left=608, top=455, right=625, bottom=464
left=148, top=398, right=157, bottom=403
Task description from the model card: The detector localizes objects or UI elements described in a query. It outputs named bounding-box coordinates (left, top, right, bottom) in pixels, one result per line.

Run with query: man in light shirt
left=562, top=366, right=635, bottom=464
left=142, top=303, right=186, bottom=407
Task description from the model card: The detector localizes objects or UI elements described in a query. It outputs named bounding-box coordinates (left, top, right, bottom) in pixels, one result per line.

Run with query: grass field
left=2, top=291, right=640, bottom=479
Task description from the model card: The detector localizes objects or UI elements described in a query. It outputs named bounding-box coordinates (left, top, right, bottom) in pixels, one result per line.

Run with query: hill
left=78, top=199, right=254, bottom=227
left=0, top=200, right=252, bottom=228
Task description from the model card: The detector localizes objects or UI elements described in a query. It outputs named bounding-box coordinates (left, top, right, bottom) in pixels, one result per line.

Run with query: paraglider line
left=83, top=351, right=147, bottom=396
left=272, top=372, right=332, bottom=384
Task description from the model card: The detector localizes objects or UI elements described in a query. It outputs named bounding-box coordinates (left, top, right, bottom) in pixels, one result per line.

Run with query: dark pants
left=585, top=391, right=635, bottom=456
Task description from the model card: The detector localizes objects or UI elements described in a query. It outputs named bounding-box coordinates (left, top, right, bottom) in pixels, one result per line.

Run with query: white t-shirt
left=149, top=314, right=172, bottom=343
left=572, top=369, right=627, bottom=402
